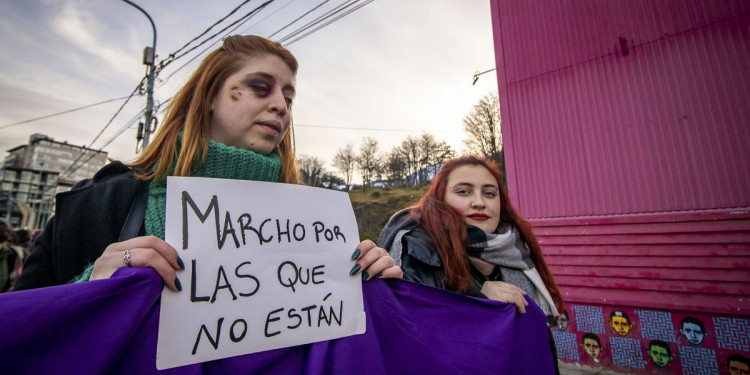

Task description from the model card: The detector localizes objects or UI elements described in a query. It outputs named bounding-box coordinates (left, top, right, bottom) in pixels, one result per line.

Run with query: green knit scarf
left=144, top=138, right=281, bottom=239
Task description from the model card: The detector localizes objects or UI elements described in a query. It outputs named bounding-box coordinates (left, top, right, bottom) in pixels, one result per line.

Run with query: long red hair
left=411, top=156, right=563, bottom=312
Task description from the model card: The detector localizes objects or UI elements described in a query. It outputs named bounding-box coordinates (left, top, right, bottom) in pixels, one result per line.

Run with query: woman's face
left=444, top=164, right=501, bottom=233
left=210, top=54, right=296, bottom=155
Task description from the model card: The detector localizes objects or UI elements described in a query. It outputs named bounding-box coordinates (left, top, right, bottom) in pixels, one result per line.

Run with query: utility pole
left=122, top=0, right=157, bottom=153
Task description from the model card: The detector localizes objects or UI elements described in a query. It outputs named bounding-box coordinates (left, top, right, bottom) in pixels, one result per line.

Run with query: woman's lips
left=257, top=121, right=282, bottom=136
left=467, top=214, right=489, bottom=221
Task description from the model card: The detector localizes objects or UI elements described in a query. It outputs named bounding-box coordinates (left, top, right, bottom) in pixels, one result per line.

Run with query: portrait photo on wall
left=675, top=315, right=712, bottom=347
left=609, top=309, right=637, bottom=337
left=557, top=309, right=573, bottom=332
left=723, top=354, right=750, bottom=375
left=645, top=340, right=676, bottom=371
left=581, top=332, right=610, bottom=366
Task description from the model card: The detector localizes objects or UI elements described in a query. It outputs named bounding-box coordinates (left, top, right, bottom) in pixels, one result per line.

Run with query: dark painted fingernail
left=361, top=271, right=369, bottom=281
left=177, top=257, right=185, bottom=270
left=351, top=249, right=361, bottom=260
left=375, top=272, right=383, bottom=278
left=349, top=263, right=361, bottom=276
left=175, top=277, right=183, bottom=291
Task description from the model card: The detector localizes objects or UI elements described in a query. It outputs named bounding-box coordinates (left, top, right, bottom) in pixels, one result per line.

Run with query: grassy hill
left=347, top=185, right=429, bottom=244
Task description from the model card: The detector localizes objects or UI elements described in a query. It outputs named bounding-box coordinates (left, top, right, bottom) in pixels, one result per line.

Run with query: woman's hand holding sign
left=90, top=236, right=400, bottom=293
left=90, top=236, right=185, bottom=292
left=350, top=240, right=403, bottom=281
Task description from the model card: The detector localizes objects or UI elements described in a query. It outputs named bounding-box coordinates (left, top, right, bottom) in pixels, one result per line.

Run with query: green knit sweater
left=75, top=139, right=281, bottom=282
left=145, top=139, right=281, bottom=239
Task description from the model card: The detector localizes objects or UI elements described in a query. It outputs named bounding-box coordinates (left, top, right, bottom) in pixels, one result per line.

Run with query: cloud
left=51, top=1, right=141, bottom=79
left=2, top=0, right=498, bottom=167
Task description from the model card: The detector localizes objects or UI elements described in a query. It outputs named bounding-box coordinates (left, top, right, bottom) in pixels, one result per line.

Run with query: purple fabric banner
left=1, top=268, right=555, bottom=374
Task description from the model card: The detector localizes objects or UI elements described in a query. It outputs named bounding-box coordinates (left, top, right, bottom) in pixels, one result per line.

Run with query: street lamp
left=472, top=68, right=496, bottom=85
left=121, top=0, right=157, bottom=152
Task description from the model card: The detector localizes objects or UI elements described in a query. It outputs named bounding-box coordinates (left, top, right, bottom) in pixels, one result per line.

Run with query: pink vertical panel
left=489, top=5, right=750, bottom=373
left=489, top=0, right=750, bottom=315
left=493, top=0, right=750, bottom=218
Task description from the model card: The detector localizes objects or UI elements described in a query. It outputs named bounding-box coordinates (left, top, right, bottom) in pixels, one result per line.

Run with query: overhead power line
left=157, top=0, right=275, bottom=73
left=267, top=0, right=330, bottom=39
left=277, top=0, right=359, bottom=43
left=156, top=0, right=297, bottom=89
left=158, top=0, right=372, bottom=88
left=294, top=123, right=446, bottom=133
left=55, top=77, right=145, bottom=182
left=239, top=0, right=301, bottom=36
left=278, top=0, right=374, bottom=45
left=0, top=95, right=134, bottom=131
left=287, top=0, right=375, bottom=46
left=100, top=108, right=146, bottom=153
left=158, top=0, right=300, bottom=88
left=88, top=78, right=145, bottom=148
left=3, top=0, right=375, bottom=134
left=167, top=0, right=255, bottom=59
left=60, top=94, right=169, bottom=185
left=140, top=0, right=381, bottom=156
left=39, top=108, right=144, bottom=202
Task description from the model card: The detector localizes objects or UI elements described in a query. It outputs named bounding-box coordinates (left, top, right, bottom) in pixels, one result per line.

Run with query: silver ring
left=123, top=249, right=132, bottom=267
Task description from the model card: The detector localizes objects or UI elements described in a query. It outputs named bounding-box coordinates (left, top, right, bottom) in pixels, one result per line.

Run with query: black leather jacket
left=14, top=162, right=147, bottom=291
left=378, top=208, right=488, bottom=297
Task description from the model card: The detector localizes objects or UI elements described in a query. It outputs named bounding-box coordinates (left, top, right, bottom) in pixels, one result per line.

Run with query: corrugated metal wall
left=493, top=0, right=750, bottom=219
left=490, top=3, right=750, bottom=371
left=536, top=212, right=750, bottom=315
left=490, top=0, right=750, bottom=310
left=491, top=4, right=750, bottom=374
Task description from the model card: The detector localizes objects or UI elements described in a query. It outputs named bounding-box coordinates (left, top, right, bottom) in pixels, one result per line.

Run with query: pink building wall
left=489, top=0, right=750, bottom=373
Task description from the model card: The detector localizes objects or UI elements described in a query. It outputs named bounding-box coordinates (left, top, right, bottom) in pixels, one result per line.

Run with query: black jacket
left=378, top=208, right=488, bottom=297
left=13, top=162, right=147, bottom=291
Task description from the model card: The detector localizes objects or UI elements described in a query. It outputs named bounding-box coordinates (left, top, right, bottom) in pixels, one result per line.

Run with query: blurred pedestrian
left=15, top=229, right=30, bottom=250
left=1, top=226, right=25, bottom=292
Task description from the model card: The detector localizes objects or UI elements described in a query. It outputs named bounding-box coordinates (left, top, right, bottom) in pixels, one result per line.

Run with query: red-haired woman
left=379, top=156, right=562, bottom=371
left=378, top=155, right=563, bottom=326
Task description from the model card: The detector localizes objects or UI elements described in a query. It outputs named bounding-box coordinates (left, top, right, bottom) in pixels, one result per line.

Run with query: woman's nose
left=268, top=91, right=288, bottom=116
left=470, top=195, right=485, bottom=208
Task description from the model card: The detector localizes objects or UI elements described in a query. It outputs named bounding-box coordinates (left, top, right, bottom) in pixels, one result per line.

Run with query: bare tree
left=298, top=154, right=325, bottom=187
left=357, top=137, right=381, bottom=190
left=320, top=172, right=345, bottom=190
left=332, top=143, right=356, bottom=190
left=418, top=132, right=454, bottom=182
left=463, top=92, right=502, bottom=163
left=399, top=136, right=421, bottom=185
left=384, top=149, right=407, bottom=187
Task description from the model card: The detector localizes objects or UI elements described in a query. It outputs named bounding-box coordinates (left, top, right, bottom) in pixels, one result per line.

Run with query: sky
left=0, top=0, right=499, bottom=175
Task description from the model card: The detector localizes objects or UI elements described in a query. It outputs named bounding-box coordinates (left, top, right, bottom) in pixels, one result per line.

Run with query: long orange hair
left=411, top=156, right=563, bottom=312
left=130, top=35, right=300, bottom=184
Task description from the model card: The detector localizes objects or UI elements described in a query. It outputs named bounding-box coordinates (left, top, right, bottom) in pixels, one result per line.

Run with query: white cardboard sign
left=156, top=177, right=365, bottom=370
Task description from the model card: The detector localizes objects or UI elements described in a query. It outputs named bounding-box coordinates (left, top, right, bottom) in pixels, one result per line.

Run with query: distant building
left=3, top=133, right=107, bottom=185
left=0, top=133, right=108, bottom=229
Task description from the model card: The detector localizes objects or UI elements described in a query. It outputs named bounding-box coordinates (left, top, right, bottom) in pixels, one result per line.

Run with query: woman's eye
left=249, top=84, right=269, bottom=96
left=285, top=97, right=294, bottom=106
left=483, top=191, right=498, bottom=198
left=454, top=189, right=471, bottom=196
